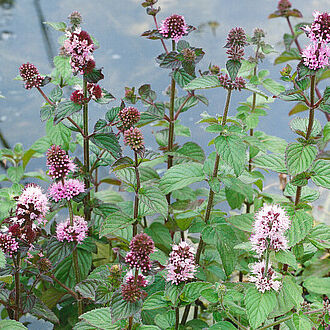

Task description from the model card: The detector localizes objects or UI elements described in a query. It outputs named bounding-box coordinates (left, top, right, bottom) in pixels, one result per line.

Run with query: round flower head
left=49, top=179, right=85, bottom=202
left=56, top=216, right=88, bottom=244
left=118, top=107, right=141, bottom=129
left=0, top=232, right=19, bottom=257
left=70, top=88, right=88, bottom=105
left=46, top=145, right=76, bottom=180
left=19, top=63, right=43, bottom=90
left=63, top=27, right=94, bottom=74
left=250, top=204, right=290, bottom=256
left=277, top=0, right=291, bottom=13
left=87, top=83, right=103, bottom=100
left=124, top=127, right=144, bottom=151
left=16, top=184, right=49, bottom=226
left=218, top=73, right=246, bottom=91
left=159, top=14, right=188, bottom=42
left=121, top=282, right=147, bottom=303
left=166, top=241, right=197, bottom=285
left=225, top=27, right=248, bottom=48
left=125, top=270, right=149, bottom=288
left=226, top=45, right=245, bottom=61
left=302, top=42, right=330, bottom=70
left=303, top=11, right=330, bottom=43
left=249, top=260, right=281, bottom=293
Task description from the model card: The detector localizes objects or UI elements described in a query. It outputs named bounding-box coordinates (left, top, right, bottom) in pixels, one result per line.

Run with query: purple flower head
left=125, top=270, right=149, bottom=288
left=121, top=282, right=147, bottom=303
left=70, top=87, right=88, bottom=105
left=218, top=74, right=246, bottom=91
left=159, top=14, right=188, bottom=42
left=48, top=179, right=85, bottom=202
left=0, top=232, right=19, bottom=257
left=118, top=107, right=141, bottom=130
left=303, top=11, right=330, bottom=43
left=63, top=27, right=94, bottom=74
left=166, top=241, right=197, bottom=285
left=123, top=127, right=144, bottom=151
left=302, top=42, right=330, bottom=70
left=19, top=63, right=43, bottom=90
left=47, top=145, right=76, bottom=180
left=87, top=83, right=103, bottom=100
left=250, top=204, right=290, bottom=257
left=16, top=184, right=49, bottom=226
left=56, top=216, right=88, bottom=244
left=249, top=260, right=281, bottom=293
left=277, top=0, right=291, bottom=13
left=225, top=27, right=248, bottom=48
left=226, top=45, right=245, bottom=61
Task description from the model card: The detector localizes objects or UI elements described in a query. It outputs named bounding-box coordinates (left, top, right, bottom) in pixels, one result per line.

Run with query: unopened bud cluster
left=19, top=63, right=43, bottom=90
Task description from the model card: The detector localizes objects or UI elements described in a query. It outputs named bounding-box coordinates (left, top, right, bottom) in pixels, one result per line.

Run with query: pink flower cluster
left=159, top=14, right=188, bottom=42
left=224, top=27, right=247, bottom=63
left=16, top=184, right=49, bottom=226
left=218, top=73, right=246, bottom=91
left=302, top=11, right=330, bottom=70
left=70, top=83, right=103, bottom=104
left=70, top=88, right=88, bottom=105
left=47, top=145, right=76, bottom=180
left=63, top=27, right=95, bottom=74
left=250, top=204, right=290, bottom=256
left=118, top=107, right=141, bottom=130
left=56, top=216, right=88, bottom=244
left=48, top=179, right=85, bottom=202
left=125, top=233, right=155, bottom=273
left=123, top=127, right=144, bottom=151
left=249, top=260, right=281, bottom=293
left=121, top=282, right=147, bottom=303
left=125, top=271, right=149, bottom=287
left=19, top=63, right=43, bottom=89
left=166, top=241, right=197, bottom=285
left=0, top=232, right=19, bottom=257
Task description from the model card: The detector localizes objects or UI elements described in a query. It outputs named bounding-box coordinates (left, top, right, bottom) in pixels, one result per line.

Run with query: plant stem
left=128, top=269, right=140, bottom=329
left=181, top=304, right=191, bottom=325
left=196, top=88, right=232, bottom=264
left=220, top=299, right=247, bottom=330
left=49, top=274, right=79, bottom=300
left=83, top=77, right=91, bottom=222
left=286, top=17, right=302, bottom=53
left=133, top=151, right=141, bottom=237
left=175, top=307, right=179, bottom=330
left=14, top=252, right=21, bottom=321
left=263, top=249, right=270, bottom=277
left=68, top=200, right=83, bottom=315
left=37, top=86, right=54, bottom=106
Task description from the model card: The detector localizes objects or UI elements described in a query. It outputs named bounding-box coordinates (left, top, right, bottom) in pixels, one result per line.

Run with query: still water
left=0, top=0, right=329, bottom=327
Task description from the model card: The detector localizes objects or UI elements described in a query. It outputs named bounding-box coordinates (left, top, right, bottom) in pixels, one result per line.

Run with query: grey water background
left=0, top=0, right=329, bottom=328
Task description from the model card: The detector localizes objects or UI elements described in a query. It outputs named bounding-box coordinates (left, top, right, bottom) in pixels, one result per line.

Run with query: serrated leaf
left=50, top=86, right=63, bottom=102
left=245, top=287, right=276, bottom=329
left=79, top=307, right=120, bottom=330
left=159, top=163, right=204, bottom=195
left=172, top=68, right=194, bottom=88
left=0, top=320, right=28, bottom=329
left=100, top=211, right=134, bottom=239
left=307, top=223, right=330, bottom=249
left=228, top=213, right=254, bottom=232
left=215, top=135, right=246, bottom=176
left=139, top=186, right=168, bottom=218
left=181, top=282, right=212, bottom=303
left=262, top=78, right=285, bottom=96
left=292, top=314, right=313, bottom=330
left=47, top=236, right=74, bottom=264
left=53, top=56, right=72, bottom=80
left=95, top=89, right=115, bottom=104
left=288, top=102, right=309, bottom=116
left=106, top=107, right=121, bottom=123
left=184, top=75, right=220, bottom=90
left=274, top=48, right=301, bottom=65
left=209, top=321, right=237, bottom=330
left=275, top=251, right=298, bottom=270
left=7, top=166, right=24, bottom=183
left=54, top=100, right=82, bottom=124
left=282, top=276, right=303, bottom=309
left=76, top=279, right=101, bottom=300
left=165, top=282, right=184, bottom=305
left=285, top=143, right=317, bottom=175
left=0, top=249, right=6, bottom=269
left=226, top=60, right=241, bottom=80
left=91, top=133, right=122, bottom=158
left=252, top=153, right=287, bottom=173
left=303, top=277, right=330, bottom=296
left=287, top=210, right=313, bottom=247
left=289, top=117, right=321, bottom=138
left=84, top=68, right=104, bottom=83
left=311, top=159, right=330, bottom=189
left=142, top=292, right=168, bottom=310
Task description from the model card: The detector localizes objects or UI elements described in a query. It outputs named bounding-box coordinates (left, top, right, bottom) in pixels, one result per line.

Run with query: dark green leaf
left=226, top=60, right=241, bottom=80
left=84, top=68, right=104, bottom=83
left=91, top=133, right=122, bottom=158
left=54, top=100, right=82, bottom=124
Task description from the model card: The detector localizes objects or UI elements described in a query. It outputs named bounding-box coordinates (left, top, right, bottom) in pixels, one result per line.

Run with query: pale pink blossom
left=302, top=41, right=330, bottom=70
left=48, top=179, right=85, bottom=202
left=56, top=216, right=88, bottom=244
left=0, top=232, right=19, bottom=257
left=302, top=11, right=330, bottom=43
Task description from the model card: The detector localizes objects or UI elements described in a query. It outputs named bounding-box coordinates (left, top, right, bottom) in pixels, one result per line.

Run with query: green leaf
left=159, top=163, right=204, bottom=195
left=53, top=56, right=72, bottom=80
left=75, top=279, right=100, bottom=300
left=287, top=210, right=313, bottom=247
left=245, top=287, right=276, bottom=329
left=47, top=236, right=74, bottom=264
left=155, top=311, right=175, bottom=329
left=54, top=100, right=82, bottom=124
left=45, top=21, right=67, bottom=31
left=144, top=222, right=172, bottom=253
left=292, top=314, right=313, bottom=330
left=46, top=120, right=71, bottom=150
left=237, top=60, right=256, bottom=78
left=142, top=292, right=168, bottom=310
left=79, top=307, right=120, bottom=330
left=100, top=211, right=134, bottom=239
left=307, top=223, right=330, bottom=249
left=285, top=143, right=317, bottom=175
left=139, top=186, right=168, bottom=218
left=274, top=48, right=301, bottom=65
left=289, top=117, right=321, bottom=138
left=275, top=251, right=298, bottom=270
left=84, top=68, right=104, bottom=83
left=7, top=166, right=24, bottom=183
left=323, top=122, right=330, bottom=141
left=184, top=75, right=220, bottom=90
left=175, top=142, right=205, bottom=163
left=262, top=78, right=285, bottom=96
left=226, top=60, right=241, bottom=80
left=282, top=276, right=303, bottom=309
left=0, top=320, right=28, bottom=329
left=252, top=153, right=287, bottom=173
left=303, top=277, right=330, bottom=296
left=95, top=89, right=115, bottom=104
left=50, top=86, right=63, bottom=102
left=311, top=159, right=330, bottom=189
left=228, top=213, right=254, bottom=232
left=0, top=249, right=6, bottom=269
left=181, top=282, right=212, bottom=303
left=215, top=135, right=246, bottom=176
left=91, top=133, right=122, bottom=158
left=106, top=107, right=120, bottom=123
left=172, top=68, right=194, bottom=88
left=165, top=282, right=184, bottom=305
left=40, top=105, right=54, bottom=122
left=288, top=102, right=309, bottom=116
left=209, top=321, right=237, bottom=330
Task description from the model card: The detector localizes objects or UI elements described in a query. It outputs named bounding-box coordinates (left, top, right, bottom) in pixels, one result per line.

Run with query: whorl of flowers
left=249, top=260, right=281, bottom=293
left=159, top=14, right=188, bottom=42
left=16, top=184, right=49, bottom=226
left=118, top=107, right=141, bottom=129
left=121, top=282, right=147, bottom=303
left=226, top=45, right=245, bottom=62
left=277, top=0, right=291, bottom=14
left=63, top=27, right=94, bottom=74
left=225, top=27, right=248, bottom=48
left=48, top=179, right=85, bottom=202
left=70, top=88, right=88, bottom=105
left=250, top=204, right=290, bottom=257
left=46, top=145, right=76, bottom=180
left=302, top=42, right=330, bottom=70
left=0, top=232, right=19, bottom=257
left=19, top=63, right=43, bottom=89
left=68, top=11, right=82, bottom=27
left=218, top=73, right=246, bottom=91
left=123, top=127, right=144, bottom=151
left=166, top=241, right=197, bottom=285
left=125, top=271, right=149, bottom=288
left=125, top=233, right=155, bottom=273
left=303, top=11, right=330, bottom=43
left=87, top=83, right=103, bottom=100
left=56, top=216, right=88, bottom=244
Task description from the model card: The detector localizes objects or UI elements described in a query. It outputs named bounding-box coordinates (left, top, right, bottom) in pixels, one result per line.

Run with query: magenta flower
left=0, top=232, right=19, bottom=257
left=48, top=179, right=85, bottom=202
left=302, top=42, right=330, bottom=70
left=16, top=184, right=49, bottom=226
left=47, top=145, right=76, bottom=180
left=218, top=73, right=246, bottom=91
left=121, top=282, right=147, bottom=303
left=250, top=204, right=290, bottom=257
left=159, top=14, right=188, bottom=42
left=118, top=107, right=141, bottom=129
left=63, top=27, right=94, bottom=74
left=56, top=216, right=88, bottom=244
left=125, top=270, right=149, bottom=287
left=249, top=260, right=281, bottom=293
left=166, top=241, right=197, bottom=285
left=19, top=63, right=43, bottom=90
left=70, top=88, right=88, bottom=105
left=87, top=83, right=103, bottom=100
left=302, top=11, right=330, bottom=43
left=123, top=127, right=144, bottom=151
